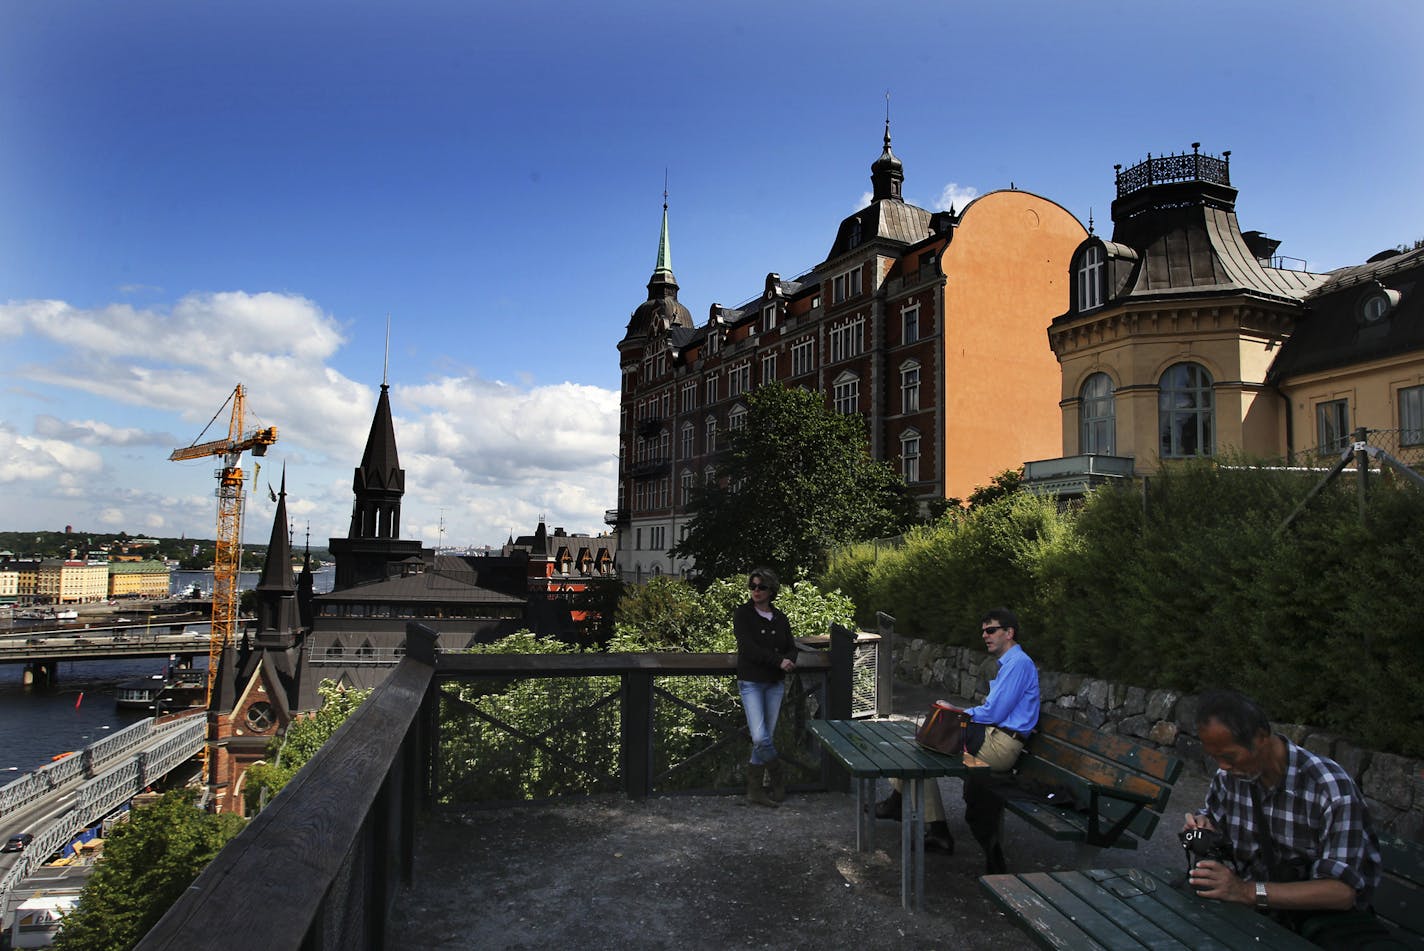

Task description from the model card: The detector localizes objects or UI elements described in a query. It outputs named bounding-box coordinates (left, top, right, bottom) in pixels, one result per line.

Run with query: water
left=0, top=565, right=333, bottom=777
left=0, top=657, right=208, bottom=776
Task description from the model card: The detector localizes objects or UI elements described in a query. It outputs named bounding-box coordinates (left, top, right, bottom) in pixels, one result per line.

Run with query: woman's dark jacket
left=734, top=600, right=797, bottom=683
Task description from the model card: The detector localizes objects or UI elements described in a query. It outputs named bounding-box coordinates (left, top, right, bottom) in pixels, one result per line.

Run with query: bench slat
left=979, top=874, right=1112, bottom=950
left=1013, top=755, right=1163, bottom=844
left=1038, top=716, right=1183, bottom=784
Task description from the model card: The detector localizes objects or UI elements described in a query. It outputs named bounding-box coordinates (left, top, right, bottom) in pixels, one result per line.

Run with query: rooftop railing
left=1115, top=143, right=1230, bottom=198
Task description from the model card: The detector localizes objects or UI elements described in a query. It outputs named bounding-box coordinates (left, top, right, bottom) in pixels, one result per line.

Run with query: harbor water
left=0, top=565, right=334, bottom=776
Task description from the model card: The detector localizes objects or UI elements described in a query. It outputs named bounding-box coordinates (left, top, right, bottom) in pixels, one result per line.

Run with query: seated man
left=1185, top=689, right=1401, bottom=949
left=876, top=608, right=1040, bottom=871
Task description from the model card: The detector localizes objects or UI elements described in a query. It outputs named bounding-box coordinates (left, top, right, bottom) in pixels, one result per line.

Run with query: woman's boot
left=766, top=758, right=786, bottom=803
left=746, top=764, right=778, bottom=808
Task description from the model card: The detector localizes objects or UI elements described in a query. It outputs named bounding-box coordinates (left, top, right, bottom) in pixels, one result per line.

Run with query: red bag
left=914, top=701, right=967, bottom=755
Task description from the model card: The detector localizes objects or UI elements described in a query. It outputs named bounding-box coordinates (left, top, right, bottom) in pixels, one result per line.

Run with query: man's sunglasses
left=981, top=625, right=1005, bottom=634
left=749, top=583, right=770, bottom=591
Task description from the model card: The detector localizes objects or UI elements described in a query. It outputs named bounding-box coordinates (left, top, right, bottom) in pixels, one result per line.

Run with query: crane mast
left=170, top=384, right=277, bottom=789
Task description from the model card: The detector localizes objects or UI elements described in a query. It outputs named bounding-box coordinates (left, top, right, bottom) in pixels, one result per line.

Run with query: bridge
left=0, top=621, right=215, bottom=683
left=0, top=710, right=206, bottom=919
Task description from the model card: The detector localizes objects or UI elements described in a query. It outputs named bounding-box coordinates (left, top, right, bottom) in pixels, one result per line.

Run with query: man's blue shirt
left=965, top=643, right=1039, bottom=735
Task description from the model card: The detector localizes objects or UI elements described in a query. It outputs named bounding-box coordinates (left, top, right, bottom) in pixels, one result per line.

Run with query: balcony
left=603, top=507, right=629, bottom=527
left=1021, top=453, right=1135, bottom=498
left=630, top=455, right=671, bottom=480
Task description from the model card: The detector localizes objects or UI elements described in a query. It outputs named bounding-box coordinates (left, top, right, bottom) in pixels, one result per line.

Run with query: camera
left=1179, top=827, right=1233, bottom=873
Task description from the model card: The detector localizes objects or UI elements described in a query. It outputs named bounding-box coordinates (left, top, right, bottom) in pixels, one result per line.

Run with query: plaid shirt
left=1199, top=735, right=1382, bottom=907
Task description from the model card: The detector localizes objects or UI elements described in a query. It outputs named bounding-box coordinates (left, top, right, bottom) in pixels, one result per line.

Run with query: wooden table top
left=809, top=718, right=990, bottom=779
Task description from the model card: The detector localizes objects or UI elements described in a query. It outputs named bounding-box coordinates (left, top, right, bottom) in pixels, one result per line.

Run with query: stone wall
left=894, top=637, right=1424, bottom=837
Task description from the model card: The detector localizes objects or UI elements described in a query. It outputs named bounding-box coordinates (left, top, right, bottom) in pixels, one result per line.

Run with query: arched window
left=728, top=403, right=748, bottom=431
left=1077, top=245, right=1104, bottom=312
left=1158, top=362, right=1215, bottom=458
left=1079, top=373, right=1116, bottom=455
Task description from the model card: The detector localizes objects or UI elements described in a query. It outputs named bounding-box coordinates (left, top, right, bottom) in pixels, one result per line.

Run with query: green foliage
left=671, top=383, right=915, bottom=581
left=438, top=576, right=857, bottom=803
left=819, top=460, right=1424, bottom=757
left=52, top=789, right=245, bottom=951
left=243, top=680, right=372, bottom=814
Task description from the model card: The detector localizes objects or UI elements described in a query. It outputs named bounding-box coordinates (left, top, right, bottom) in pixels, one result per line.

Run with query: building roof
left=315, top=567, right=527, bottom=605
left=1267, top=246, right=1424, bottom=381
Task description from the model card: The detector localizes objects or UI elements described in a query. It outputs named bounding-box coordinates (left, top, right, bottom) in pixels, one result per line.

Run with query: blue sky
left=3, top=0, right=1422, bottom=550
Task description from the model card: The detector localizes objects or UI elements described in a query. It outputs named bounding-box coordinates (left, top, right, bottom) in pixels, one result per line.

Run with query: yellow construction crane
left=169, top=384, right=277, bottom=719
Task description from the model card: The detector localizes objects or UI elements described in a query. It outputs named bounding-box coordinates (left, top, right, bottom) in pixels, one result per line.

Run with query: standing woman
left=735, top=567, right=797, bottom=807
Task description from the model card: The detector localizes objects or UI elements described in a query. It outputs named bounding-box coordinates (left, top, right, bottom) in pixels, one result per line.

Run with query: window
left=1080, top=372, right=1116, bottom=454
left=650, top=526, right=666, bottom=551
left=245, top=701, right=275, bottom=733
left=829, top=317, right=865, bottom=363
left=680, top=423, right=693, bottom=460
left=903, top=305, right=920, bottom=344
left=900, top=361, right=920, bottom=413
left=791, top=338, right=815, bottom=376
left=705, top=415, right=717, bottom=452
left=832, top=268, right=862, bottom=304
left=1316, top=399, right=1350, bottom=454
left=918, top=254, right=936, bottom=281
left=1158, top=362, right=1214, bottom=458
left=1077, top=245, right=1104, bottom=312
left=635, top=528, right=642, bottom=550
left=681, top=383, right=695, bottom=413
left=658, top=478, right=670, bottom=507
left=833, top=372, right=859, bottom=415
left=659, top=390, right=670, bottom=419
left=900, top=430, right=921, bottom=483
left=728, top=363, right=751, bottom=397
left=729, top=403, right=747, bottom=431
left=705, top=376, right=718, bottom=405
left=707, top=331, right=720, bottom=354
left=655, top=351, right=667, bottom=375
left=762, top=304, right=777, bottom=332
left=681, top=469, right=693, bottom=505
left=761, top=352, right=777, bottom=384
left=1401, top=385, right=1424, bottom=446
left=658, top=430, right=669, bottom=461
left=810, top=293, right=822, bottom=309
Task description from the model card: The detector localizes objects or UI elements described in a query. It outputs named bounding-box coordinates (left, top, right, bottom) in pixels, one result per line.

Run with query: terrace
left=134, top=623, right=1206, bottom=951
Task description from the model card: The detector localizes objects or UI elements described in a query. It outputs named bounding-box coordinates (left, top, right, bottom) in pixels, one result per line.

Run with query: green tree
left=242, top=680, right=372, bottom=814
left=51, top=789, right=245, bottom=951
left=671, top=383, right=914, bottom=581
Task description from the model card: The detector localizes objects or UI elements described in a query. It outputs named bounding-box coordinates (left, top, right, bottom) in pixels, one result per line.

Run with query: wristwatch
left=1255, top=881, right=1269, bottom=909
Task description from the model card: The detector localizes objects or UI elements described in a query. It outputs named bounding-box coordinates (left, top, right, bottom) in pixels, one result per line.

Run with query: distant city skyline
left=3, top=1, right=1422, bottom=548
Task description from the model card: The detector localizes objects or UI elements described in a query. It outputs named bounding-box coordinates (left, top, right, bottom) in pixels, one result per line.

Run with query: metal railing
left=1115, top=144, right=1230, bottom=198
left=137, top=622, right=867, bottom=949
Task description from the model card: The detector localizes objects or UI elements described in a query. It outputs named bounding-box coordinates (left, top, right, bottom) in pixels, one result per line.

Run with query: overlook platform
left=390, top=681, right=1210, bottom=950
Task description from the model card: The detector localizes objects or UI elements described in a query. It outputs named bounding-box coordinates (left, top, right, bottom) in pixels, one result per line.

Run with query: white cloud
left=932, top=182, right=979, bottom=212
left=0, top=295, right=621, bottom=548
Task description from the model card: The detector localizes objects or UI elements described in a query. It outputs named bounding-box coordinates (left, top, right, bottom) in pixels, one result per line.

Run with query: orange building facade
left=612, top=126, right=1085, bottom=580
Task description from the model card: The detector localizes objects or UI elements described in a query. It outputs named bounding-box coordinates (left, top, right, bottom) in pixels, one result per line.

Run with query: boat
left=115, top=668, right=207, bottom=712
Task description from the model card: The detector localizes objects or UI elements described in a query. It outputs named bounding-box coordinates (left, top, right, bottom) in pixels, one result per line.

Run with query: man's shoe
left=925, top=820, right=955, bottom=854
left=874, top=789, right=902, bottom=820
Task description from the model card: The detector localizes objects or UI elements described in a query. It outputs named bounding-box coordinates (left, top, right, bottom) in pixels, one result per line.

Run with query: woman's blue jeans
left=738, top=679, right=786, bottom=766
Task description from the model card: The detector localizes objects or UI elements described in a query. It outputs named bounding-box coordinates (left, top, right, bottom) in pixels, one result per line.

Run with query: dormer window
left=1359, top=286, right=1401, bottom=325
left=763, top=303, right=777, bottom=332
left=1077, top=245, right=1105, bottom=312
left=849, top=218, right=863, bottom=249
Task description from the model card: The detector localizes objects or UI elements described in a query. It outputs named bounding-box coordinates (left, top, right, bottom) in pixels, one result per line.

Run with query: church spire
left=654, top=173, right=673, bottom=278
left=349, top=381, right=406, bottom=539
left=870, top=100, right=904, bottom=202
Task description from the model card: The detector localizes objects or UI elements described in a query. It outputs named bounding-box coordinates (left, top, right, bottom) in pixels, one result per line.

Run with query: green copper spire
left=654, top=186, right=673, bottom=277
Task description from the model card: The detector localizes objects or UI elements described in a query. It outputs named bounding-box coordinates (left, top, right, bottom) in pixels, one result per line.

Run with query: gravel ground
left=390, top=681, right=1211, bottom=950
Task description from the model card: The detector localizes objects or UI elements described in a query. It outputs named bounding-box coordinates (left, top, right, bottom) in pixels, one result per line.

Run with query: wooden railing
left=136, top=623, right=866, bottom=950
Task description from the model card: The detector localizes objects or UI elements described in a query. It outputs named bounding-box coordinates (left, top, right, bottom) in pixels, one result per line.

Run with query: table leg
left=856, top=776, right=874, bottom=852
left=902, top=778, right=925, bottom=911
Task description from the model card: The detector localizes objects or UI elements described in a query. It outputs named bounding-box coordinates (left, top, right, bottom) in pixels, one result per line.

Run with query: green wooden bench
left=1374, top=834, right=1424, bottom=947
left=988, top=713, right=1184, bottom=850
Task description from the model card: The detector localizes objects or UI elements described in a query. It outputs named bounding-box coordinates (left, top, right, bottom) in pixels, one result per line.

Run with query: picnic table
left=981, top=867, right=1318, bottom=949
left=809, top=718, right=989, bottom=910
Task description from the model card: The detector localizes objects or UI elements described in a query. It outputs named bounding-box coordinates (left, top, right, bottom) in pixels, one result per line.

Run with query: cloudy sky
left=2, top=0, right=1421, bottom=550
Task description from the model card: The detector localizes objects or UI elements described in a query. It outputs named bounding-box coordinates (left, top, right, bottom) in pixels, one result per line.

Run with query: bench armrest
left=1084, top=786, right=1149, bottom=847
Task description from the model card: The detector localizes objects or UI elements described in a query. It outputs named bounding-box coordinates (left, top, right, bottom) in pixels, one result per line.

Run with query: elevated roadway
left=0, top=711, right=206, bottom=920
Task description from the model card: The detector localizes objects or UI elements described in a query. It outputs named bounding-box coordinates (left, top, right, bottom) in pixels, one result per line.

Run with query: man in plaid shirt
left=1183, top=689, right=1397, bottom=947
